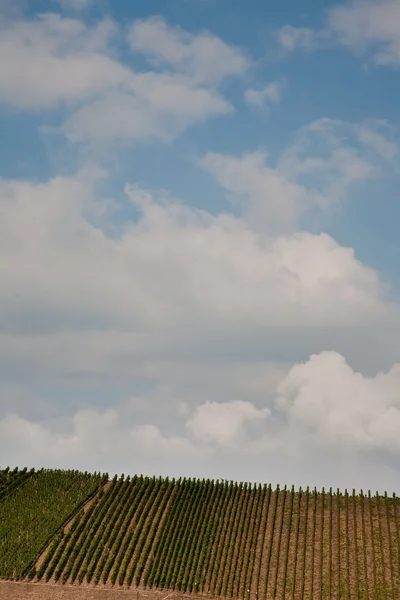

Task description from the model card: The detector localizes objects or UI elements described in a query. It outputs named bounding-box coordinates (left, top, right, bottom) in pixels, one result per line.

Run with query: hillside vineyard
left=0, top=468, right=399, bottom=599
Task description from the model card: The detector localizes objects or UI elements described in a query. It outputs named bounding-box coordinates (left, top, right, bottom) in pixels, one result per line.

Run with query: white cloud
left=244, top=80, right=283, bottom=110
left=328, top=0, right=400, bottom=66
left=0, top=119, right=397, bottom=406
left=0, top=14, right=126, bottom=109
left=186, top=400, right=270, bottom=446
left=0, top=410, right=203, bottom=475
left=357, top=125, right=399, bottom=161
left=200, top=149, right=312, bottom=231
left=63, top=78, right=231, bottom=143
left=276, top=350, right=400, bottom=453
left=2, top=350, right=400, bottom=491
left=0, top=173, right=385, bottom=354
left=0, top=13, right=243, bottom=144
left=277, top=0, right=400, bottom=68
left=201, top=119, right=397, bottom=231
left=128, top=16, right=249, bottom=85
left=276, top=25, right=316, bottom=52
left=2, top=165, right=399, bottom=490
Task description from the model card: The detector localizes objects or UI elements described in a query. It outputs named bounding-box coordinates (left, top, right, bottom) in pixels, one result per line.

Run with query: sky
left=1, top=0, right=400, bottom=494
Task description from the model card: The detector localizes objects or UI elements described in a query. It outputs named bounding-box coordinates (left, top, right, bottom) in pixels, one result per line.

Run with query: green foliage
left=263, top=485, right=280, bottom=600
left=1, top=466, right=399, bottom=600
left=0, top=467, right=34, bottom=502
left=0, top=468, right=103, bottom=579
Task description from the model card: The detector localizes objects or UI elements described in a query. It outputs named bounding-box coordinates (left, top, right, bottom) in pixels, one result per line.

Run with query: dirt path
left=0, top=581, right=211, bottom=600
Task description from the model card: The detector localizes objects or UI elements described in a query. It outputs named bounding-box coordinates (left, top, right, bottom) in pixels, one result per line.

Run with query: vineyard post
left=309, top=487, right=317, bottom=600
left=300, top=485, right=309, bottom=600
left=328, top=487, right=332, bottom=600
left=376, top=491, right=388, bottom=600
left=359, top=490, right=369, bottom=600
left=393, top=493, right=400, bottom=591
left=352, top=489, right=359, bottom=600
left=368, top=490, right=377, bottom=599
left=319, top=487, right=324, bottom=600
left=383, top=491, right=395, bottom=600
left=337, top=488, right=340, bottom=600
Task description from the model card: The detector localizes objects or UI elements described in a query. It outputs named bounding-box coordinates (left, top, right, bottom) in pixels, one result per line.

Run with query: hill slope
left=0, top=467, right=399, bottom=599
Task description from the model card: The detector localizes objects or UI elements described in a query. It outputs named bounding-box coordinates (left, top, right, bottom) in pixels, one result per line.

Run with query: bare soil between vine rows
left=0, top=582, right=212, bottom=600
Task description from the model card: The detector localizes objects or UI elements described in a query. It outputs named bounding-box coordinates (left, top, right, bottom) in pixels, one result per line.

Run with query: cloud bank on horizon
left=1, top=0, right=400, bottom=494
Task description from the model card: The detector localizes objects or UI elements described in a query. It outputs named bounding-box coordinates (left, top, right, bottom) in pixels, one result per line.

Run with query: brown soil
left=6, top=483, right=400, bottom=600
left=275, top=489, right=294, bottom=598
left=353, top=495, right=367, bottom=599
left=389, top=496, right=400, bottom=595
left=265, top=489, right=286, bottom=600
left=0, top=582, right=211, bottom=600
left=249, top=488, right=270, bottom=600
left=225, top=488, right=252, bottom=598
left=293, top=490, right=308, bottom=599
left=238, top=486, right=260, bottom=599
left=246, top=488, right=264, bottom=600
left=35, top=481, right=112, bottom=574
left=215, top=488, right=245, bottom=597
left=64, top=482, right=112, bottom=535
left=285, top=491, right=302, bottom=599
left=303, top=491, right=317, bottom=600
left=203, top=485, right=234, bottom=595
left=137, top=486, right=178, bottom=587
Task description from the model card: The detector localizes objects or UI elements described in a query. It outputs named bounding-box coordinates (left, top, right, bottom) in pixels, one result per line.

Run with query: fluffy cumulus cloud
left=1, top=1, right=400, bottom=494
left=186, top=401, right=270, bottom=446
left=1, top=116, right=400, bottom=489
left=0, top=169, right=385, bottom=349
left=277, top=0, right=400, bottom=68
left=277, top=351, right=400, bottom=453
left=0, top=14, right=124, bottom=109
left=63, top=76, right=231, bottom=144
left=2, top=351, right=400, bottom=490
left=1, top=151, right=399, bottom=487
left=128, top=16, right=249, bottom=85
left=0, top=12, right=246, bottom=143
left=0, top=410, right=205, bottom=477
left=1, top=159, right=400, bottom=488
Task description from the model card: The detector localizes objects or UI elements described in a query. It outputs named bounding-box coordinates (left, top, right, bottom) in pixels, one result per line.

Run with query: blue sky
left=1, top=0, right=400, bottom=493
left=3, top=0, right=400, bottom=283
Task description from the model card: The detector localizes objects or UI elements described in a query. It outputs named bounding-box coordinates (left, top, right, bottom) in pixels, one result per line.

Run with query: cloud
left=3, top=164, right=400, bottom=482
left=0, top=13, right=125, bottom=109
left=328, top=0, right=400, bottom=66
left=200, top=118, right=398, bottom=231
left=0, top=13, right=244, bottom=144
left=276, top=25, right=316, bottom=52
left=200, top=149, right=312, bottom=231
left=186, top=400, right=270, bottom=446
left=276, top=350, right=400, bottom=454
left=244, top=80, right=283, bottom=110
left=2, top=350, right=400, bottom=491
left=127, top=16, right=249, bottom=85
left=62, top=77, right=231, bottom=144
left=0, top=410, right=203, bottom=476
left=277, top=0, right=400, bottom=68
left=1, top=118, right=397, bottom=408
left=0, top=172, right=385, bottom=351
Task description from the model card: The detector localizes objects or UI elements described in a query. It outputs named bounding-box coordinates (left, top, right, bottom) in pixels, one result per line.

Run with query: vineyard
left=0, top=467, right=399, bottom=599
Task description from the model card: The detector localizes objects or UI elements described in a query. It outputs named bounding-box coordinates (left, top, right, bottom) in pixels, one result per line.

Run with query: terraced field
left=0, top=467, right=399, bottom=599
